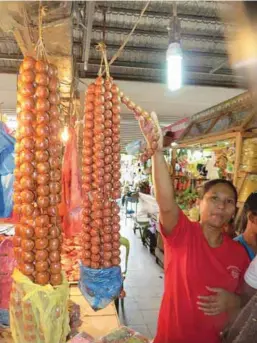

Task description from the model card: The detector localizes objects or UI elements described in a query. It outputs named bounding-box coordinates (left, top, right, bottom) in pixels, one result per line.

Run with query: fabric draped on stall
left=59, top=127, right=83, bottom=237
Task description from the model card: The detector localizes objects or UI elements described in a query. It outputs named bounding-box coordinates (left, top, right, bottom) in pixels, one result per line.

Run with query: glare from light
left=61, top=126, right=69, bottom=142
left=167, top=42, right=183, bottom=91
left=171, top=142, right=178, bottom=147
left=193, top=150, right=202, bottom=160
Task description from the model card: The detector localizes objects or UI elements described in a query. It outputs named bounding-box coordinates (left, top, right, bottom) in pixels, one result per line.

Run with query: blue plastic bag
left=79, top=264, right=122, bottom=311
left=0, top=309, right=9, bottom=327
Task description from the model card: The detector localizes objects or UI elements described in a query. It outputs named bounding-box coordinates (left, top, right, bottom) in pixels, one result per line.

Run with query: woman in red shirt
left=139, top=113, right=249, bottom=343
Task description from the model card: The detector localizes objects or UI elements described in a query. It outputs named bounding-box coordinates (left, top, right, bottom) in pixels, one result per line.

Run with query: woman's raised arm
left=139, top=112, right=179, bottom=234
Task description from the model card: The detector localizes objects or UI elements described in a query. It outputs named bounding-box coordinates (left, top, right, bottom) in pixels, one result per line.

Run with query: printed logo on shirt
left=227, top=266, right=241, bottom=279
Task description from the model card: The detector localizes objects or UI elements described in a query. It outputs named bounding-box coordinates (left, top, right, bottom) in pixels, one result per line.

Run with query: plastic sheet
left=9, top=269, right=70, bottom=343
left=79, top=264, right=122, bottom=311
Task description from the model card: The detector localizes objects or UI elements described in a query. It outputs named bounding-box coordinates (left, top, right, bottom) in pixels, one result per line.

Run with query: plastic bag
left=79, top=264, right=122, bottom=311
left=0, top=309, right=9, bottom=327
left=125, top=140, right=144, bottom=155
left=68, top=332, right=94, bottom=343
left=9, top=269, right=70, bottom=343
left=96, top=326, right=150, bottom=343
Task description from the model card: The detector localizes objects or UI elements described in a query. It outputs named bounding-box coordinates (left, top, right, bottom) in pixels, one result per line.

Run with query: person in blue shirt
left=234, top=192, right=257, bottom=261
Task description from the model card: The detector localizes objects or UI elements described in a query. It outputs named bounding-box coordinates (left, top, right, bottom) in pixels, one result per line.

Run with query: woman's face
left=200, top=183, right=236, bottom=229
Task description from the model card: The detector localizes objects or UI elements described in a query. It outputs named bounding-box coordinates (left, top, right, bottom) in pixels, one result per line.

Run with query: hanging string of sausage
left=13, top=56, right=63, bottom=286
left=81, top=73, right=122, bottom=269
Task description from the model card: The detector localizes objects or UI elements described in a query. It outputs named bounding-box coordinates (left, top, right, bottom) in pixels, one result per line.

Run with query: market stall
left=172, top=91, right=257, bottom=222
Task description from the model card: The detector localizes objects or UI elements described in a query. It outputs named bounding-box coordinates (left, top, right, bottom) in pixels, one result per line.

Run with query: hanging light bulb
left=167, top=42, right=182, bottom=91
left=61, top=126, right=69, bottom=143
left=167, top=2, right=183, bottom=92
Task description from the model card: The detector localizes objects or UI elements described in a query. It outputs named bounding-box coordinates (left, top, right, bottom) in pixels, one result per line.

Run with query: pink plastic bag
left=0, top=238, right=16, bottom=309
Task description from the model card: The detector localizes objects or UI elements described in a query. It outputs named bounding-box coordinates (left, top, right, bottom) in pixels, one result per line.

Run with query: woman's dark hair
left=237, top=192, right=257, bottom=233
left=199, top=179, right=238, bottom=204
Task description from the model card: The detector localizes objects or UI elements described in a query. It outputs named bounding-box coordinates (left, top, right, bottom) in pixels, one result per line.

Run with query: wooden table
left=0, top=286, right=120, bottom=342
left=69, top=286, right=120, bottom=339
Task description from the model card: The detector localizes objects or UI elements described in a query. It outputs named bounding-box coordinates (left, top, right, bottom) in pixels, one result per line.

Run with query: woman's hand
left=139, top=111, right=163, bottom=151
left=197, top=287, right=241, bottom=316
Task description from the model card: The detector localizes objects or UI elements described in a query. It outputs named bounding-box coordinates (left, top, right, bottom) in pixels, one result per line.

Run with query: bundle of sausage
left=13, top=56, right=63, bottom=286
left=120, top=93, right=160, bottom=162
left=81, top=76, right=121, bottom=269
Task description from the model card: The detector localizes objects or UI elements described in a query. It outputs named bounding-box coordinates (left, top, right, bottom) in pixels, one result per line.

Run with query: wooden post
left=233, top=132, right=243, bottom=186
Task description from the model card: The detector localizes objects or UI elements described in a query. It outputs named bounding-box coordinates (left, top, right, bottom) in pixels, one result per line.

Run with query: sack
left=10, top=269, right=70, bottom=343
left=79, top=264, right=122, bottom=311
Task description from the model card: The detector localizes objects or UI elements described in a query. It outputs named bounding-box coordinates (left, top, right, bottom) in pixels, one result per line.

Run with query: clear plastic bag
left=96, top=326, right=150, bottom=343
left=125, top=140, right=143, bottom=155
left=79, top=264, right=122, bottom=311
left=9, top=269, right=70, bottom=343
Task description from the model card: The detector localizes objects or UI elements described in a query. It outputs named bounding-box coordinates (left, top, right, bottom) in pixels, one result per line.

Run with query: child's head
left=238, top=192, right=257, bottom=234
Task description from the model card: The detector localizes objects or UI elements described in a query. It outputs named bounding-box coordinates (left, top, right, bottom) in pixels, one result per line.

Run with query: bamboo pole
left=233, top=132, right=243, bottom=186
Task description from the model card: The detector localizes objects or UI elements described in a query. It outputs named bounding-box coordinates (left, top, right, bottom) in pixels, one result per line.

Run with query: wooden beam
left=240, top=109, right=257, bottom=130
left=178, top=122, right=194, bottom=140
left=204, top=112, right=226, bottom=134
left=176, top=128, right=241, bottom=148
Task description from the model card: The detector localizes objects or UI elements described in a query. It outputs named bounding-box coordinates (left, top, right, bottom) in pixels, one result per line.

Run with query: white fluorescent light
left=167, top=42, right=183, bottom=91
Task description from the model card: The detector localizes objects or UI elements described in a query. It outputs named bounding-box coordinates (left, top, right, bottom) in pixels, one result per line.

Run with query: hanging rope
left=108, top=1, right=150, bottom=66
left=98, top=1, right=150, bottom=76
left=96, top=42, right=110, bottom=78
left=34, top=2, right=48, bottom=61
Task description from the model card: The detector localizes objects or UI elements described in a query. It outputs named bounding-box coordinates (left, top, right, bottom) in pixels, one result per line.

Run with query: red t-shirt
left=154, top=210, right=249, bottom=343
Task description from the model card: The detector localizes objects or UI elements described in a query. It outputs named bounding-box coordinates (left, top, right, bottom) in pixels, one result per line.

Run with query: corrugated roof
left=76, top=1, right=243, bottom=88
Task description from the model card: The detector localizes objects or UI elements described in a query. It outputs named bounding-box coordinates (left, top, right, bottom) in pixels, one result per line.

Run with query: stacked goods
left=241, top=138, right=257, bottom=173
left=13, top=56, right=62, bottom=286
left=238, top=175, right=257, bottom=202
left=81, top=76, right=121, bottom=269
left=61, top=236, right=80, bottom=282
left=120, top=93, right=160, bottom=162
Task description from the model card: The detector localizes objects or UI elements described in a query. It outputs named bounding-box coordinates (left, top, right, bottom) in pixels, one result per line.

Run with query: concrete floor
left=119, top=215, right=164, bottom=339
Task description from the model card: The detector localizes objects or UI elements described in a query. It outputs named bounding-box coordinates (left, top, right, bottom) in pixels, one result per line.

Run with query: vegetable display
left=81, top=76, right=121, bottom=269
left=13, top=56, right=63, bottom=286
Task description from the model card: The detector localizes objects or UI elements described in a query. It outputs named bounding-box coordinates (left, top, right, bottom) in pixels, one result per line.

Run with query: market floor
left=119, top=214, right=164, bottom=339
